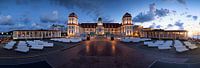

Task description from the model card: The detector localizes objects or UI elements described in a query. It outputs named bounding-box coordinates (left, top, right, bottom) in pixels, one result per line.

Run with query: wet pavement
left=1, top=37, right=200, bottom=68
left=46, top=37, right=154, bottom=68
left=79, top=41, right=120, bottom=56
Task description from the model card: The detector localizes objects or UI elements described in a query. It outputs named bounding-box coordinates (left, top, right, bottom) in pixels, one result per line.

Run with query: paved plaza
left=0, top=37, right=200, bottom=68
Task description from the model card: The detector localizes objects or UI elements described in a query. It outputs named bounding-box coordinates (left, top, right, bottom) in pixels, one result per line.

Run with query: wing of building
left=141, top=29, right=188, bottom=40
left=12, top=29, right=61, bottom=40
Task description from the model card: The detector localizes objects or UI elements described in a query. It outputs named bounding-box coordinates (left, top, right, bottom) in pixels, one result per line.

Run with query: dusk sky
left=0, top=0, right=199, bottom=36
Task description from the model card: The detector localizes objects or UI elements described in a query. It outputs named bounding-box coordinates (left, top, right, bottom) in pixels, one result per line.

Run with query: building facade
left=50, top=24, right=67, bottom=37
left=66, top=12, right=189, bottom=40
left=140, top=29, right=188, bottom=40
left=0, top=31, right=13, bottom=43
left=12, top=30, right=61, bottom=39
left=67, top=12, right=134, bottom=37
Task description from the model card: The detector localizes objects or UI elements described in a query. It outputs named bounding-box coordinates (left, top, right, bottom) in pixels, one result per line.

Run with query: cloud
left=1, top=0, right=115, bottom=23
left=162, top=0, right=187, bottom=5
left=186, top=15, right=192, bottom=18
left=8, top=22, right=48, bottom=31
left=165, top=22, right=184, bottom=30
left=19, top=15, right=32, bottom=23
left=156, top=25, right=162, bottom=28
left=101, top=16, right=115, bottom=23
left=174, top=21, right=184, bottom=29
left=192, top=16, right=198, bottom=20
left=0, top=12, right=62, bottom=32
left=133, top=12, right=155, bottom=22
left=0, top=14, right=38, bottom=31
left=0, top=15, right=14, bottom=25
left=155, top=8, right=170, bottom=17
left=167, top=24, right=173, bottom=28
left=40, top=11, right=59, bottom=23
left=149, top=23, right=156, bottom=28
left=164, top=20, right=185, bottom=30
left=133, top=3, right=171, bottom=22
left=176, top=0, right=186, bottom=5
left=50, top=0, right=114, bottom=23
left=148, top=23, right=162, bottom=29
left=186, top=15, right=198, bottom=20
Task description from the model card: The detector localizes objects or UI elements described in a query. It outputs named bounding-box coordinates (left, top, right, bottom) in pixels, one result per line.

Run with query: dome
left=69, top=12, right=78, bottom=18
left=98, top=17, right=102, bottom=21
left=123, top=12, right=132, bottom=18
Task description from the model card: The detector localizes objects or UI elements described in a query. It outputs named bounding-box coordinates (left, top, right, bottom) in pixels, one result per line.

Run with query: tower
left=97, top=17, right=103, bottom=25
left=67, top=12, right=79, bottom=37
left=121, top=12, right=133, bottom=36
left=96, top=17, right=104, bottom=35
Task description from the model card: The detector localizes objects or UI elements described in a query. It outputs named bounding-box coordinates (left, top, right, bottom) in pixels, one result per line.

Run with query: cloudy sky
left=0, top=0, right=199, bottom=36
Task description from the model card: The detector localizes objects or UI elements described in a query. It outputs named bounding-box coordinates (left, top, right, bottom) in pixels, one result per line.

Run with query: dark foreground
left=45, top=38, right=154, bottom=68
left=1, top=37, right=200, bottom=68
left=0, top=37, right=154, bottom=68
left=0, top=61, right=52, bottom=68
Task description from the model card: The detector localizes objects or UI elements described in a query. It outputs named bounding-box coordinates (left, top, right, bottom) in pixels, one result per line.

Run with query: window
left=90, top=29, right=92, bottom=31
left=30, top=32, right=32, bottom=37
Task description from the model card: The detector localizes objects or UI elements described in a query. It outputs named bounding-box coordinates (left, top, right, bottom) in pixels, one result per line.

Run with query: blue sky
left=0, top=0, right=199, bottom=36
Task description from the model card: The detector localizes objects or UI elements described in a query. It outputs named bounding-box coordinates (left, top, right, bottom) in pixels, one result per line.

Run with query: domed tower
left=97, top=17, right=103, bottom=25
left=68, top=12, right=78, bottom=25
left=121, top=12, right=133, bottom=36
left=67, top=12, right=79, bottom=37
left=122, top=12, right=132, bottom=25
left=96, top=17, right=104, bottom=35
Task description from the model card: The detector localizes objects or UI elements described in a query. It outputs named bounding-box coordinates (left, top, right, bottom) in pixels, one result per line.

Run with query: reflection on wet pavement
left=46, top=37, right=154, bottom=68
left=80, top=40, right=119, bottom=56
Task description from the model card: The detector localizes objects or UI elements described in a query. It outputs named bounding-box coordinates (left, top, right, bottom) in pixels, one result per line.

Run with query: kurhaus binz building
left=67, top=12, right=134, bottom=37
left=4, top=12, right=188, bottom=40
left=67, top=12, right=188, bottom=40
left=2, top=12, right=188, bottom=40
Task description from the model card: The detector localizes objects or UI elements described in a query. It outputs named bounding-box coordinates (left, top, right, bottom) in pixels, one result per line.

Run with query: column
left=32, top=31, right=33, bottom=38
left=51, top=31, right=53, bottom=38
left=175, top=32, right=177, bottom=39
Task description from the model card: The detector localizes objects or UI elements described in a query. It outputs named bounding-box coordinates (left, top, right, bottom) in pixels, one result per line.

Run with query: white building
left=12, top=30, right=61, bottom=39
left=67, top=12, right=134, bottom=37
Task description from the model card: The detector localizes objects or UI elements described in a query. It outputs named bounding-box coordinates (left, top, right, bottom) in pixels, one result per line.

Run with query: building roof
left=123, top=12, right=132, bottom=18
left=69, top=12, right=78, bottom=18
left=98, top=17, right=102, bottom=21
left=79, top=23, right=97, bottom=28
left=103, top=23, right=121, bottom=28
left=143, top=29, right=188, bottom=32
left=164, top=30, right=188, bottom=32
left=79, top=23, right=121, bottom=28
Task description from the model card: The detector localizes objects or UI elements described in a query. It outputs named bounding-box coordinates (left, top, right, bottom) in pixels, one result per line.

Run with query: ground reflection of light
left=111, top=41, right=116, bottom=55
left=97, top=45, right=104, bottom=53
left=85, top=41, right=90, bottom=54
